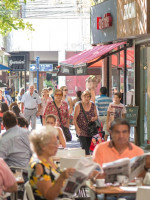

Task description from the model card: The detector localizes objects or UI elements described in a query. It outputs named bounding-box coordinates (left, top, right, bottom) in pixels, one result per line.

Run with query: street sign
left=29, top=64, right=53, bottom=72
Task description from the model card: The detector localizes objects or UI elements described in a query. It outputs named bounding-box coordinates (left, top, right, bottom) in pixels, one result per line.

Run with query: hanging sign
left=97, top=13, right=112, bottom=30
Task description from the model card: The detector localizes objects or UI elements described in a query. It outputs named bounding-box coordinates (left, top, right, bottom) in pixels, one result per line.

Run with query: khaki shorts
left=98, top=116, right=109, bottom=136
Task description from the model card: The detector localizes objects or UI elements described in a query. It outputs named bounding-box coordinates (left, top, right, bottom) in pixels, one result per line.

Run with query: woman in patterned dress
left=43, top=89, right=69, bottom=129
left=29, top=126, right=74, bottom=200
left=74, top=90, right=98, bottom=155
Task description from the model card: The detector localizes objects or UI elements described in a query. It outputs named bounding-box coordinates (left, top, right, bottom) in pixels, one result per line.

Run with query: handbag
left=53, top=101, right=72, bottom=142
left=80, top=103, right=98, bottom=137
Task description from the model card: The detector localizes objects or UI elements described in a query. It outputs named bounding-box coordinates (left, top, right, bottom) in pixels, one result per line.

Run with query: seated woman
left=46, top=114, right=66, bottom=148
left=29, top=126, right=74, bottom=200
left=0, top=158, right=17, bottom=196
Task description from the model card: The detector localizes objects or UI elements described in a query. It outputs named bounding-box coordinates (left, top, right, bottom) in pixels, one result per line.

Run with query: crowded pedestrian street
left=1, top=0, right=150, bottom=200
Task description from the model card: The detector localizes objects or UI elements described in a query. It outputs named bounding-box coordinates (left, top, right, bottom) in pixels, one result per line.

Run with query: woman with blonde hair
left=74, top=90, right=98, bottom=155
left=60, top=86, right=73, bottom=115
left=40, top=88, right=52, bottom=125
left=29, top=126, right=74, bottom=200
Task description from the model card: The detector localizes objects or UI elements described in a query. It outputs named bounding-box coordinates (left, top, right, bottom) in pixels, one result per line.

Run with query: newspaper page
left=62, top=157, right=102, bottom=196
left=102, top=158, right=130, bottom=183
left=102, top=153, right=150, bottom=183
left=130, top=152, right=150, bottom=181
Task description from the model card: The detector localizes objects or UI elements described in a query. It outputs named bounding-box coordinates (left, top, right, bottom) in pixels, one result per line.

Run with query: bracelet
left=144, top=165, right=150, bottom=172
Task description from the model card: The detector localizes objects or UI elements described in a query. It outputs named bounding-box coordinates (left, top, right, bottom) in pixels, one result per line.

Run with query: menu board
left=125, top=106, right=139, bottom=127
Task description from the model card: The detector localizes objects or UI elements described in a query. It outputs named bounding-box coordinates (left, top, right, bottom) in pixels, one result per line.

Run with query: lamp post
left=36, top=56, right=40, bottom=92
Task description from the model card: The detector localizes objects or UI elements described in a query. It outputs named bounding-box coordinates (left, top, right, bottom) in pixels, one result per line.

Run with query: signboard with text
left=117, top=0, right=150, bottom=38
left=91, top=0, right=117, bottom=44
left=125, top=106, right=139, bottom=127
left=30, top=64, right=53, bottom=72
left=97, top=13, right=112, bottom=30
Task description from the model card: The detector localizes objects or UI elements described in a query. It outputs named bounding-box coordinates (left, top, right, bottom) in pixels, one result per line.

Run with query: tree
left=0, top=0, right=34, bottom=36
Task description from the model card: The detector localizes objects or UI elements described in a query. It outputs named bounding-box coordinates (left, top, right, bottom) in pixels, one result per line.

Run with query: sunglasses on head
left=63, top=89, right=68, bottom=91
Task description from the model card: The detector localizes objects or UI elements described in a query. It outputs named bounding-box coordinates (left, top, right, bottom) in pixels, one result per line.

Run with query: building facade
left=6, top=0, right=91, bottom=94
left=91, top=0, right=150, bottom=147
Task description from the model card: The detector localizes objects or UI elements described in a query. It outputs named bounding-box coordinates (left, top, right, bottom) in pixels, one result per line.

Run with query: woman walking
left=74, top=90, right=98, bottom=155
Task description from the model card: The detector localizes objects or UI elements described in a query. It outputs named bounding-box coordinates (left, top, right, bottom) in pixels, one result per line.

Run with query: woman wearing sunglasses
left=43, top=89, right=69, bottom=130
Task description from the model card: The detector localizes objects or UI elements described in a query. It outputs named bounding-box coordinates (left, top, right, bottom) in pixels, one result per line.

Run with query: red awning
left=59, top=41, right=126, bottom=75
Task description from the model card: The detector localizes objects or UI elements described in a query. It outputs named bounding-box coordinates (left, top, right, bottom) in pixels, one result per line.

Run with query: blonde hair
left=81, top=90, right=91, bottom=98
left=29, top=126, right=58, bottom=156
left=60, top=86, right=66, bottom=91
left=54, top=89, right=63, bottom=95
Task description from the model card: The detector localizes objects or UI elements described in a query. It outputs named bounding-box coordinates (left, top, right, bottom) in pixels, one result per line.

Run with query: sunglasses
left=63, top=89, right=68, bottom=91
left=55, top=94, right=63, bottom=96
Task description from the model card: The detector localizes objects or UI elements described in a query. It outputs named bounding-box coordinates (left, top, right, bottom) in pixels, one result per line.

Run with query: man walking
left=95, top=87, right=112, bottom=141
left=21, top=85, right=41, bottom=130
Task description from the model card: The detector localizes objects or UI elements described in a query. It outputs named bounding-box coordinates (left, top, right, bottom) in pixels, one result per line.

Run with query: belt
left=99, top=115, right=106, bottom=116
left=25, top=108, right=36, bottom=110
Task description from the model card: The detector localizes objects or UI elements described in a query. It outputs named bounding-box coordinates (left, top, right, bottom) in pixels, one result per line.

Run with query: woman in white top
left=45, top=114, right=66, bottom=148
left=40, top=88, right=52, bottom=125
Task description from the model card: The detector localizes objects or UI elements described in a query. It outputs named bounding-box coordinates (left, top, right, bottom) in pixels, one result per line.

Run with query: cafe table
left=89, top=184, right=137, bottom=200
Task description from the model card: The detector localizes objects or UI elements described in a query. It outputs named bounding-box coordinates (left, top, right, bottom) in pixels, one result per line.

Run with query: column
left=58, top=50, right=66, bottom=88
left=147, top=47, right=150, bottom=142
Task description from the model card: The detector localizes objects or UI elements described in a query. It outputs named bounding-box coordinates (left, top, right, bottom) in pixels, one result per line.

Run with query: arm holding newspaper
left=35, top=164, right=75, bottom=200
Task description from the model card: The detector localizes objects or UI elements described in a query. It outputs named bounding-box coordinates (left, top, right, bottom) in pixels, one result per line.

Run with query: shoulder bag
left=53, top=101, right=72, bottom=141
left=80, top=103, right=98, bottom=137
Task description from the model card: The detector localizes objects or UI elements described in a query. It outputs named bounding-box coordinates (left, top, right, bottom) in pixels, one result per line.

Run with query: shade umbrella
left=0, top=64, right=10, bottom=70
left=0, top=82, right=7, bottom=88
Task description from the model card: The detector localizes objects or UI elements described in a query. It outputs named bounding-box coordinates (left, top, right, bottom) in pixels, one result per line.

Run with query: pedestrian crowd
left=0, top=84, right=150, bottom=200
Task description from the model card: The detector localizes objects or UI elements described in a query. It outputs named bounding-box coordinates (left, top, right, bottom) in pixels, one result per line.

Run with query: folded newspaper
left=102, top=152, right=150, bottom=183
left=62, top=157, right=102, bottom=196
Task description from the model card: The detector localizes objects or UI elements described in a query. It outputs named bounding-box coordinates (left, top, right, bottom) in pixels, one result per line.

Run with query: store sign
left=97, top=13, right=112, bottom=30
left=9, top=54, right=26, bottom=71
left=123, top=1, right=136, bottom=20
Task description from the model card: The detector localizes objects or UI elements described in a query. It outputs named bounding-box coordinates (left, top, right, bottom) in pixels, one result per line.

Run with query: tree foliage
left=0, top=0, right=34, bottom=36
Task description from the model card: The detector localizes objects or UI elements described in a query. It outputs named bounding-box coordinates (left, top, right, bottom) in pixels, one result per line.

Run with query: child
left=106, top=92, right=126, bottom=131
left=45, top=114, right=66, bottom=148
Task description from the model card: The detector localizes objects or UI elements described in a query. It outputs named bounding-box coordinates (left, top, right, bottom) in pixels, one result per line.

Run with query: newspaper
left=62, top=157, right=102, bottom=196
left=102, top=152, right=150, bottom=183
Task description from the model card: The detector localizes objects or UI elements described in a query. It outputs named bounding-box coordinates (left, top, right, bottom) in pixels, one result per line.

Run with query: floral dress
left=44, top=101, right=69, bottom=127
left=29, top=156, right=61, bottom=200
left=76, top=102, right=96, bottom=137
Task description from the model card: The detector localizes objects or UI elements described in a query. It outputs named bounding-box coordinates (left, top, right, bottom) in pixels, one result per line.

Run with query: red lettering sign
left=97, top=13, right=112, bottom=30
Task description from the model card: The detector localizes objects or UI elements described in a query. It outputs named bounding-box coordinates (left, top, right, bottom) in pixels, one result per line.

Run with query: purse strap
left=80, top=103, right=89, bottom=123
left=53, top=101, right=63, bottom=125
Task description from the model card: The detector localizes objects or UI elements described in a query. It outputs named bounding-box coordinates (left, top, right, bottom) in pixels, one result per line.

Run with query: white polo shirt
left=21, top=91, right=41, bottom=109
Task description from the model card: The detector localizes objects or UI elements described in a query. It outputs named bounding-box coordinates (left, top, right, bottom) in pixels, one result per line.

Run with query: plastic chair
left=23, top=181, right=35, bottom=200
left=56, top=148, right=85, bottom=158
left=60, top=157, right=80, bottom=170
left=136, top=186, right=150, bottom=200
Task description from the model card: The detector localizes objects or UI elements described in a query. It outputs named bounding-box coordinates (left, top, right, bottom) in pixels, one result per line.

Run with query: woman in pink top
left=40, top=88, right=52, bottom=125
left=0, top=158, right=17, bottom=196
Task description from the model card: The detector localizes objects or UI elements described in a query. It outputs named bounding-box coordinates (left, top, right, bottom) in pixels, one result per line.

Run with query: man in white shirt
left=21, top=85, right=41, bottom=130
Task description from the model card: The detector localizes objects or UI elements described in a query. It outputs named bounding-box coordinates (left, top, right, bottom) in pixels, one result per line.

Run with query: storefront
left=117, top=0, right=150, bottom=147
left=91, top=0, right=134, bottom=104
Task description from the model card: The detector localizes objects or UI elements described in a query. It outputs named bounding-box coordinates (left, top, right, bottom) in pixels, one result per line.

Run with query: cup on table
left=95, top=179, right=105, bottom=187
left=117, top=175, right=129, bottom=186
left=135, top=177, right=143, bottom=186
